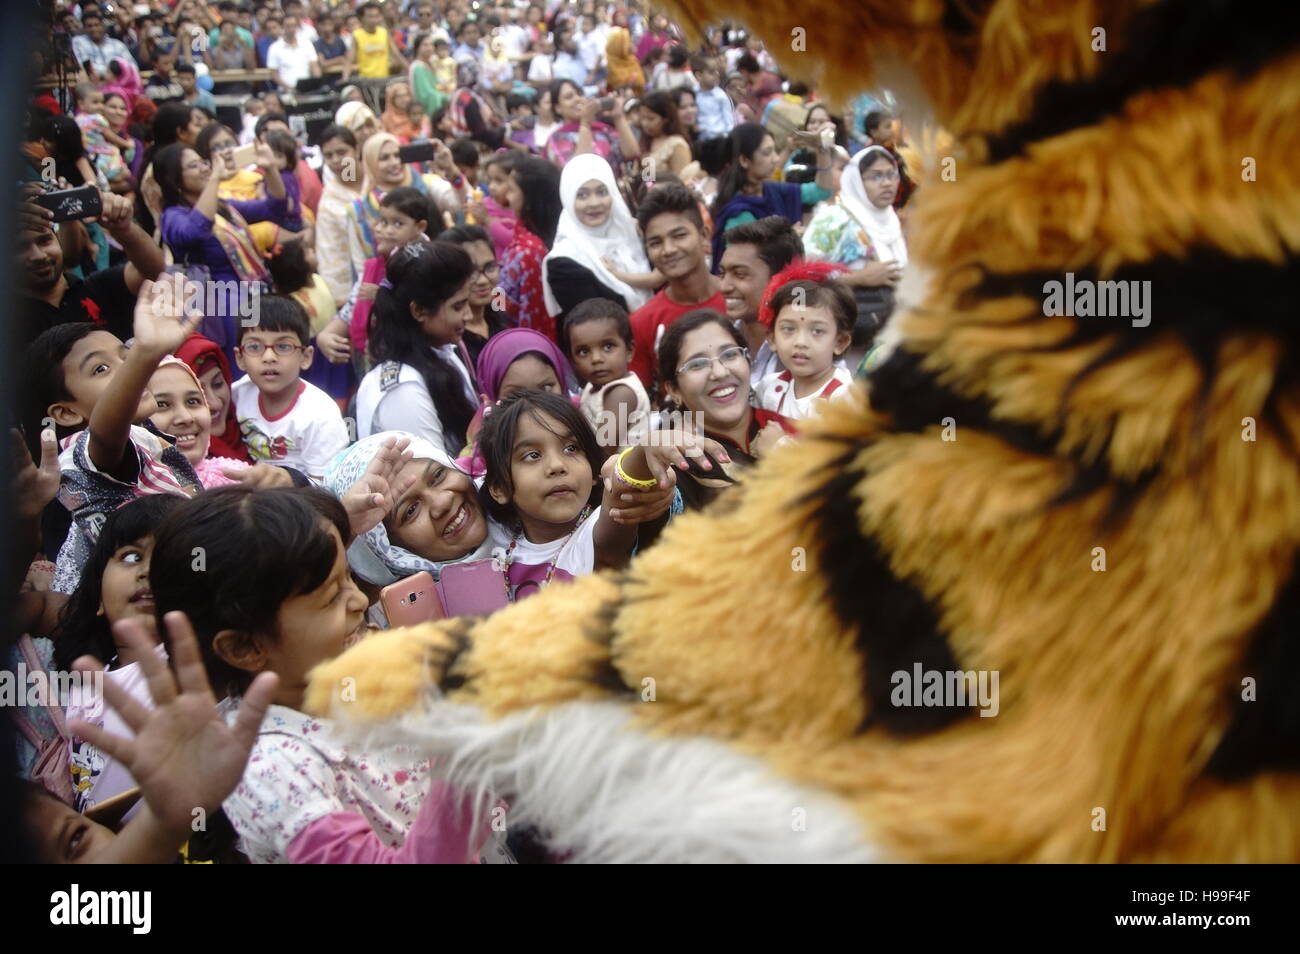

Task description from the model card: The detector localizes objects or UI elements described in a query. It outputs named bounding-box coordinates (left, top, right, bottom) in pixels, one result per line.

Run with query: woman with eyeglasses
left=154, top=138, right=290, bottom=368
left=653, top=309, right=796, bottom=514
left=437, top=225, right=514, bottom=367
left=803, top=146, right=908, bottom=361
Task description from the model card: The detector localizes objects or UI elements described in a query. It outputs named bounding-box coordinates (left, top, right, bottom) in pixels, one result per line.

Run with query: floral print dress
left=499, top=225, right=556, bottom=342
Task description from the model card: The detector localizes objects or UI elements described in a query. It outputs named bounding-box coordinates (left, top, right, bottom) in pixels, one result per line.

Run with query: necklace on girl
left=499, top=503, right=593, bottom=603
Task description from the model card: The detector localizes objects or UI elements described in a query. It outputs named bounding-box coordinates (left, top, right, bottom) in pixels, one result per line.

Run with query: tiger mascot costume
left=305, top=0, right=1300, bottom=862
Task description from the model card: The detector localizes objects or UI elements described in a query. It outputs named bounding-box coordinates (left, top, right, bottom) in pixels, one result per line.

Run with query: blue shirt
left=696, top=86, right=736, bottom=139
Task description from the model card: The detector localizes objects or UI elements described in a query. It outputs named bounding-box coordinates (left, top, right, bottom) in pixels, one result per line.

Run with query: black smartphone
left=598, top=97, right=616, bottom=112
left=398, top=141, right=437, bottom=164
left=34, top=186, right=102, bottom=223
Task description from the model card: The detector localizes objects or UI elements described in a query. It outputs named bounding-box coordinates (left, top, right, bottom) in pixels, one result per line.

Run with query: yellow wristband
left=615, top=447, right=658, bottom=489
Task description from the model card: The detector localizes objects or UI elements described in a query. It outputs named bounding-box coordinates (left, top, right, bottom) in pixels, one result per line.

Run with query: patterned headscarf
left=322, top=431, right=494, bottom=586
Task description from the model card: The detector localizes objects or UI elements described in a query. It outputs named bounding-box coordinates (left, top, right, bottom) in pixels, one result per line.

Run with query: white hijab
left=542, top=153, right=651, bottom=317
left=840, top=146, right=908, bottom=268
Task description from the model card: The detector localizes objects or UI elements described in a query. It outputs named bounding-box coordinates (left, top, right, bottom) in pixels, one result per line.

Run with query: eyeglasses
left=240, top=340, right=304, bottom=357
left=677, top=345, right=749, bottom=376
left=473, top=261, right=500, bottom=280
left=864, top=169, right=900, bottom=184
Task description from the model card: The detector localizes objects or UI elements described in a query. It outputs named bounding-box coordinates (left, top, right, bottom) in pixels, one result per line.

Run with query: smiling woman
left=542, top=154, right=653, bottom=329
left=323, top=431, right=495, bottom=590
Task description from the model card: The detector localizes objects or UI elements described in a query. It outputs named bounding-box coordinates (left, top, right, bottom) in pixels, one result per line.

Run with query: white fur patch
left=337, top=699, right=884, bottom=863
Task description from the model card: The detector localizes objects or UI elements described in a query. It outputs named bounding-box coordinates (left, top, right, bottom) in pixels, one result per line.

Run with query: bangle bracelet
left=615, top=447, right=658, bottom=489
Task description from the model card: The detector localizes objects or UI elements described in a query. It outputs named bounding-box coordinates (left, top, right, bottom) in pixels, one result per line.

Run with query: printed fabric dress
left=499, top=225, right=555, bottom=342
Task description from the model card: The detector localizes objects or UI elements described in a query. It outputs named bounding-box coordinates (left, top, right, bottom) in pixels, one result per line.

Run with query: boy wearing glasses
left=232, top=296, right=349, bottom=480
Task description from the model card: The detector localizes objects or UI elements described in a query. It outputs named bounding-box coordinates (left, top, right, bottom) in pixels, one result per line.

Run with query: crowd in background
left=11, top=0, right=927, bottom=863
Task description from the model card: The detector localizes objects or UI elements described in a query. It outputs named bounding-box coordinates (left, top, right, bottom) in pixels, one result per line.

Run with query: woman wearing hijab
left=335, top=99, right=381, bottom=153
left=803, top=145, right=907, bottom=347
left=380, top=79, right=421, bottom=143
left=174, top=333, right=253, bottom=463
left=542, top=153, right=652, bottom=330
left=323, top=432, right=496, bottom=616
left=346, top=131, right=462, bottom=280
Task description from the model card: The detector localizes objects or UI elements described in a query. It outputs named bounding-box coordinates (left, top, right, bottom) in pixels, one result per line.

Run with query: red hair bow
left=757, top=259, right=847, bottom=327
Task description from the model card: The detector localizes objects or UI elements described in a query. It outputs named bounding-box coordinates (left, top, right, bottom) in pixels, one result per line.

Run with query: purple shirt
left=161, top=195, right=288, bottom=282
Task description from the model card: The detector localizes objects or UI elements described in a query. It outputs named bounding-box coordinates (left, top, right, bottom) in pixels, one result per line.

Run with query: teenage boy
left=627, top=183, right=725, bottom=388
left=717, top=215, right=802, bottom=385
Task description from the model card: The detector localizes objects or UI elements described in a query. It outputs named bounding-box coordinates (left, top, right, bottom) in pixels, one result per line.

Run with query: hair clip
left=378, top=278, right=394, bottom=291
left=757, top=259, right=848, bottom=327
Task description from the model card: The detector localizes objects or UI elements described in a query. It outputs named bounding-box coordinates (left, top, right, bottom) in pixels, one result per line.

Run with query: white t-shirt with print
left=755, top=366, right=856, bottom=420
left=488, top=507, right=600, bottom=602
left=232, top=377, right=350, bottom=480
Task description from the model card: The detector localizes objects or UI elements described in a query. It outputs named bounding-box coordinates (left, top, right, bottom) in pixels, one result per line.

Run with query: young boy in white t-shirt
left=755, top=275, right=856, bottom=420
left=232, top=296, right=349, bottom=481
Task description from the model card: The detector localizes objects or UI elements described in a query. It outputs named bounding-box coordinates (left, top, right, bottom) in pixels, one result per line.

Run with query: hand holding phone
left=34, top=186, right=102, bottom=224
left=380, top=572, right=447, bottom=628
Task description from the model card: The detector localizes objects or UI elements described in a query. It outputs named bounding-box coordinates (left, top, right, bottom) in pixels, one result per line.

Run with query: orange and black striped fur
left=306, top=0, right=1300, bottom=861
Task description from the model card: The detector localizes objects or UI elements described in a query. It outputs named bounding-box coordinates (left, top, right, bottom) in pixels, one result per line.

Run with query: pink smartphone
left=438, top=559, right=509, bottom=617
left=380, top=572, right=446, bottom=628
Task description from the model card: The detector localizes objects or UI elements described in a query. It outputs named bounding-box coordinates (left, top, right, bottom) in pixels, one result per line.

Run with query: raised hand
left=341, top=435, right=417, bottom=537
left=11, top=427, right=61, bottom=521
left=131, top=277, right=204, bottom=358
left=68, top=612, right=278, bottom=836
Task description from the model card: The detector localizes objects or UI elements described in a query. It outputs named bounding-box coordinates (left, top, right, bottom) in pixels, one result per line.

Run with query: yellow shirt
left=353, top=26, right=390, bottom=79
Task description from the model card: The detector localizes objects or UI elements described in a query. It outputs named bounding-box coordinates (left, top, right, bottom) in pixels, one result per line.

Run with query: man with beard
left=17, top=187, right=164, bottom=348
left=627, top=184, right=725, bottom=389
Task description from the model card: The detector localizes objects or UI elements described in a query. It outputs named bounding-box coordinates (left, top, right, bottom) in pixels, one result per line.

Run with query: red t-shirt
left=629, top=287, right=727, bottom=388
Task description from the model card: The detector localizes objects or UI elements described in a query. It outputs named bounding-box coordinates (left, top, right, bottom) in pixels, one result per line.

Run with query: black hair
left=483, top=149, right=519, bottom=176
left=153, top=141, right=225, bottom=214
left=456, top=18, right=481, bottom=38
left=548, top=77, right=582, bottom=114
left=477, top=390, right=604, bottom=531
left=264, top=128, right=299, bottom=168
left=437, top=223, right=492, bottom=249
left=562, top=298, right=633, bottom=356
left=149, top=486, right=350, bottom=697
left=769, top=278, right=856, bottom=335
left=238, top=294, right=311, bottom=346
left=710, top=122, right=771, bottom=221
left=176, top=63, right=197, bottom=76
left=723, top=214, right=804, bottom=275
left=318, top=123, right=357, bottom=150
left=635, top=181, right=702, bottom=233
left=151, top=101, right=195, bottom=149
left=505, top=92, right=533, bottom=113
left=378, top=185, right=432, bottom=225
left=449, top=138, right=480, bottom=169
left=689, top=54, right=717, bottom=75
left=52, top=495, right=184, bottom=672
left=863, top=108, right=894, bottom=139
left=638, top=90, right=684, bottom=140
left=40, top=115, right=89, bottom=186
left=370, top=241, right=478, bottom=450
left=735, top=52, right=761, bottom=74
left=194, top=121, right=237, bottom=160
left=268, top=238, right=315, bottom=296
left=21, top=322, right=105, bottom=450
left=80, top=11, right=103, bottom=25
left=666, top=44, right=689, bottom=69
left=510, top=155, right=562, bottom=247
left=254, top=111, right=289, bottom=138
left=656, top=308, right=744, bottom=392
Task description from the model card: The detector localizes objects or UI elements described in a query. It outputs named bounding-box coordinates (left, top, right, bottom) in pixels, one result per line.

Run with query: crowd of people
left=12, top=0, right=925, bottom=863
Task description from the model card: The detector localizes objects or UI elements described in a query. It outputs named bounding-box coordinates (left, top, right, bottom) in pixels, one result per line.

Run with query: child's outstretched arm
left=66, top=612, right=278, bottom=864
left=601, top=257, right=664, bottom=290
left=87, top=278, right=201, bottom=479
left=591, top=432, right=731, bottom=569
